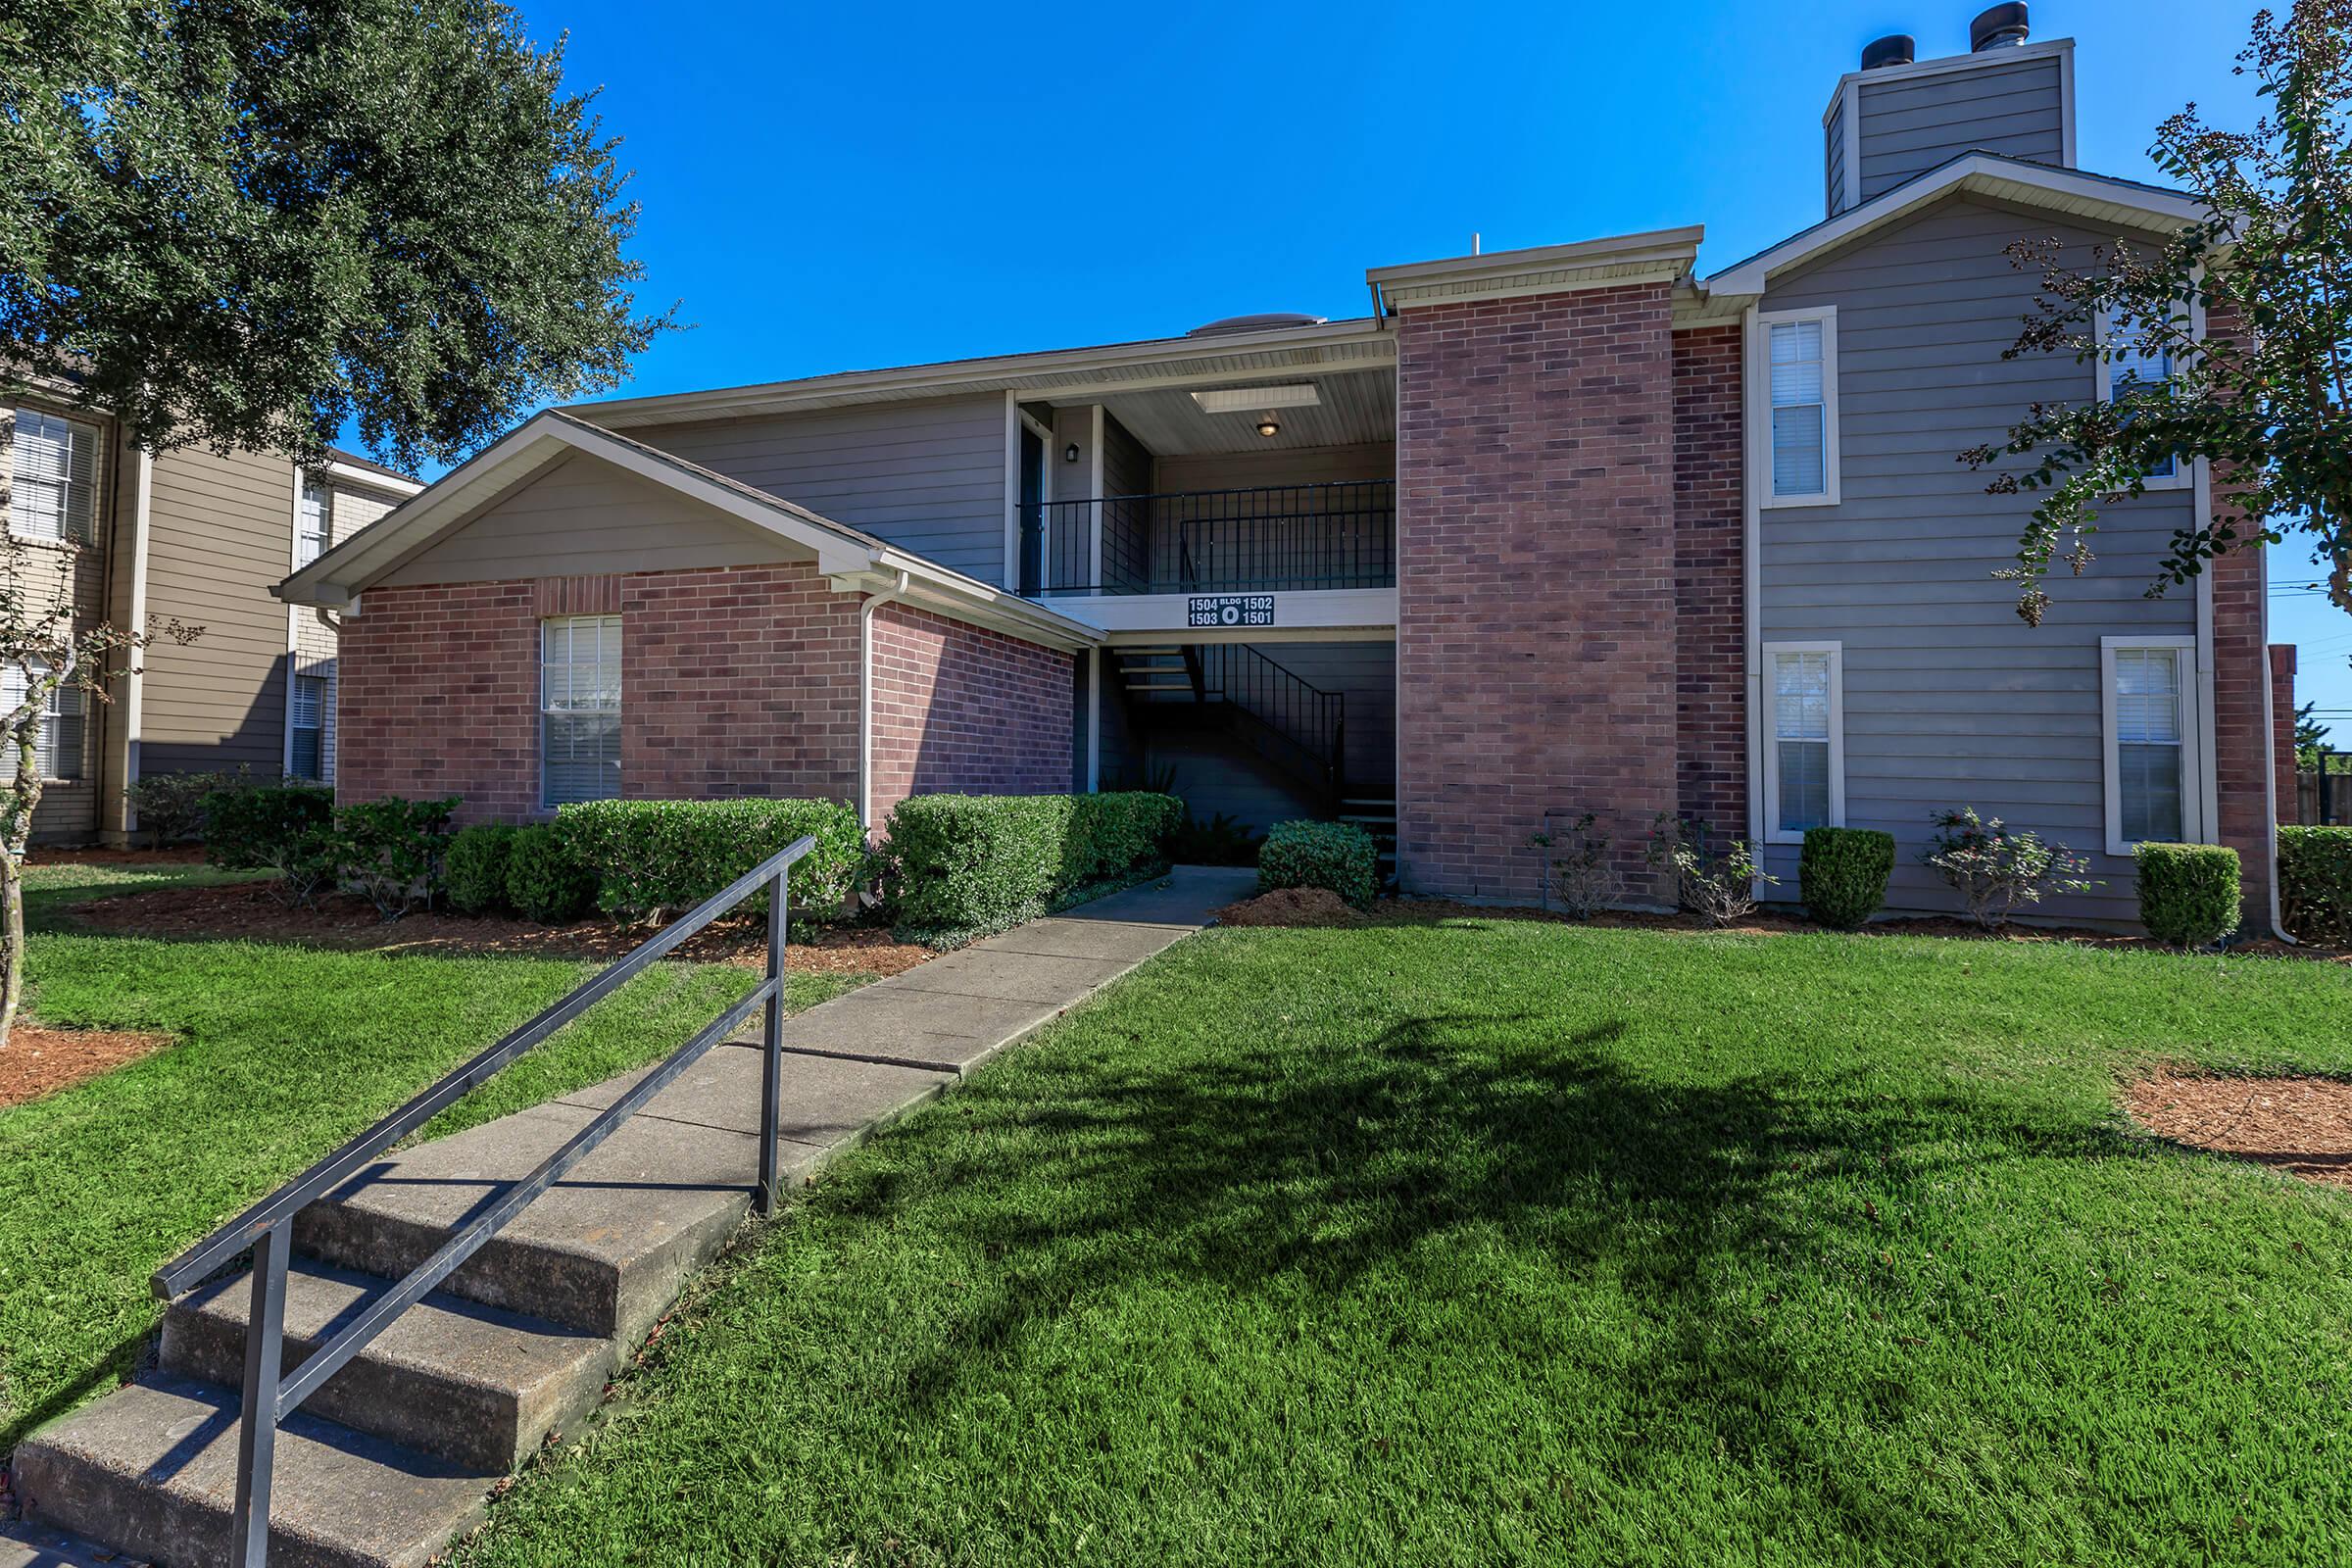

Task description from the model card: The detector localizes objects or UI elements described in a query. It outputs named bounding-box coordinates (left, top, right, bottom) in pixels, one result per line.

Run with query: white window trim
left=1751, top=306, right=1841, bottom=510
left=540, top=614, right=622, bottom=809
left=9, top=405, right=105, bottom=545
left=2093, top=299, right=2200, bottom=493
left=2100, top=634, right=2207, bottom=858
left=1759, top=640, right=1845, bottom=846
left=295, top=475, right=334, bottom=567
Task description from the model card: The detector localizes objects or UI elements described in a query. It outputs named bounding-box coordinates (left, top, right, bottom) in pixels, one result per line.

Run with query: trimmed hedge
left=506, top=826, right=597, bottom=923
left=555, top=798, right=864, bottom=920
left=203, top=785, right=334, bottom=871
left=1798, top=827, right=1895, bottom=930
left=2134, top=843, right=2242, bottom=950
left=1258, top=819, right=1379, bottom=909
left=884, top=792, right=1180, bottom=943
left=335, top=796, right=459, bottom=920
left=2279, top=825, right=2352, bottom=947
left=445, top=824, right=520, bottom=915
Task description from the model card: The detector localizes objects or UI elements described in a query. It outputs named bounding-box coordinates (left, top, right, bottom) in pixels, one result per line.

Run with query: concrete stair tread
left=560, top=1037, right=954, bottom=1141
left=293, top=1101, right=794, bottom=1340
left=162, top=1259, right=610, bottom=1473
left=13, top=1377, right=490, bottom=1568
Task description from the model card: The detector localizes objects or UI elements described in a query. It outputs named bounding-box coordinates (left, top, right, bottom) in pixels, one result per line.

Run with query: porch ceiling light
left=1193, top=384, right=1321, bottom=415
left=1255, top=416, right=1281, bottom=438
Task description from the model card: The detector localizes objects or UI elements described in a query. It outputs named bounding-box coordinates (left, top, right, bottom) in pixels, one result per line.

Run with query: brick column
left=2271, top=644, right=2298, bottom=826
left=1394, top=281, right=1681, bottom=902
left=1674, top=323, right=1746, bottom=839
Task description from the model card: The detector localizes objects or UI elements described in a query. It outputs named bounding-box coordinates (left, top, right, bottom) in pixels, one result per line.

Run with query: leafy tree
left=0, top=539, right=199, bottom=1046
left=1963, top=0, right=2352, bottom=627
left=0, top=0, right=670, bottom=471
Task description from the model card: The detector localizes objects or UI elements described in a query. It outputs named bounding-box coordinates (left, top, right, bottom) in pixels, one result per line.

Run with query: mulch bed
left=2127, top=1070, right=2352, bottom=1188
left=71, top=878, right=936, bottom=977
left=0, top=1024, right=172, bottom=1109
left=1209, top=892, right=2351, bottom=960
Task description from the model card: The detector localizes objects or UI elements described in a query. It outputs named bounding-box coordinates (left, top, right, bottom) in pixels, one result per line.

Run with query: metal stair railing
left=150, top=834, right=820, bottom=1568
left=1194, top=644, right=1347, bottom=804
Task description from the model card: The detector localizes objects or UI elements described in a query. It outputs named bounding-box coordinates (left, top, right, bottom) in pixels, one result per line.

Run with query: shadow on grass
left=805, top=1003, right=2150, bottom=1545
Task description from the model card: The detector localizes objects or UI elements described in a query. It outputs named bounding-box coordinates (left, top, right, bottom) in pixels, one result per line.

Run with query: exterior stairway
left=1339, top=797, right=1398, bottom=884
left=1113, top=643, right=1347, bottom=811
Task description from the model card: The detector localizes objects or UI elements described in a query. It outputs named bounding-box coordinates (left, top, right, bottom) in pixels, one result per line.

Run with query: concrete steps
left=10, top=871, right=1253, bottom=1568
left=161, top=1259, right=612, bottom=1473
left=11, top=1378, right=490, bottom=1568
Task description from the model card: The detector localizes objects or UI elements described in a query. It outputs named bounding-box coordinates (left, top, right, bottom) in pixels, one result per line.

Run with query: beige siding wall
left=294, top=482, right=400, bottom=782
left=142, top=445, right=297, bottom=775
left=377, top=452, right=798, bottom=587
left=0, top=399, right=117, bottom=841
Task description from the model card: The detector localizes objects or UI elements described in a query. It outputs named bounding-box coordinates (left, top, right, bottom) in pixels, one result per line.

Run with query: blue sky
left=494, top=0, right=2348, bottom=731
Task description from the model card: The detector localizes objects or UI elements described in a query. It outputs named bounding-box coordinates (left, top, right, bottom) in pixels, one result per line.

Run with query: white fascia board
left=1069, top=587, right=1398, bottom=641
left=1702, top=155, right=2210, bottom=301
left=841, top=555, right=1105, bottom=653
left=279, top=412, right=882, bottom=606
left=1368, top=227, right=1705, bottom=312
left=569, top=318, right=1392, bottom=427
left=320, top=461, right=422, bottom=498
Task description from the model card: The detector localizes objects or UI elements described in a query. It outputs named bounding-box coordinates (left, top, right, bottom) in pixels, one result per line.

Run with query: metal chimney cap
left=1861, top=33, right=1917, bottom=70
left=1969, top=2, right=2030, bottom=50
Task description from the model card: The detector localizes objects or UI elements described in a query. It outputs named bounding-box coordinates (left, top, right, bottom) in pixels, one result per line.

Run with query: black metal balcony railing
left=1028, top=479, right=1395, bottom=597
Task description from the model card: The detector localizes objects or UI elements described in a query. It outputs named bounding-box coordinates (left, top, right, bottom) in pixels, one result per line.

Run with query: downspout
left=858, top=570, right=911, bottom=832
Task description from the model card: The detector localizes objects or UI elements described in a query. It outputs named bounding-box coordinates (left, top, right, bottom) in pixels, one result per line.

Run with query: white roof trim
left=276, top=411, right=1103, bottom=652
left=318, top=459, right=422, bottom=498
left=1702, top=153, right=2208, bottom=299
left=1366, top=226, right=1705, bottom=311
left=568, top=318, right=1395, bottom=429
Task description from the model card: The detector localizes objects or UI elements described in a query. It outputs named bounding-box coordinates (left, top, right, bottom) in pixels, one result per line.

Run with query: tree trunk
left=0, top=850, right=22, bottom=1052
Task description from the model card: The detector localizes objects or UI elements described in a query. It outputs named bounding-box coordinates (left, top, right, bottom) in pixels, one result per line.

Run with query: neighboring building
left=284, top=7, right=2299, bottom=933
left=0, top=386, right=418, bottom=842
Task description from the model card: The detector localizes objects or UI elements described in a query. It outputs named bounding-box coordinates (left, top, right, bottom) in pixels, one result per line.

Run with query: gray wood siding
left=1100, top=415, right=1153, bottom=593
left=1826, top=93, right=1849, bottom=218
left=1760, top=196, right=2197, bottom=924
left=295, top=483, right=400, bottom=783
left=142, top=444, right=295, bottom=775
left=630, top=396, right=1009, bottom=584
left=377, top=452, right=801, bottom=587
left=1856, top=53, right=2065, bottom=200
left=1151, top=443, right=1395, bottom=496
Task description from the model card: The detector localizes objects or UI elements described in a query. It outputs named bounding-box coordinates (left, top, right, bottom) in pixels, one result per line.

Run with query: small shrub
left=1258, top=820, right=1379, bottom=909
left=1646, top=815, right=1776, bottom=926
left=1167, top=806, right=1263, bottom=867
left=126, top=766, right=250, bottom=850
left=506, top=825, right=597, bottom=923
left=445, top=824, right=520, bottom=916
left=1530, top=813, right=1620, bottom=919
left=1921, top=808, right=2095, bottom=929
left=2133, top=843, right=2241, bottom=949
left=1798, top=827, right=1895, bottom=930
left=554, top=798, right=865, bottom=922
left=203, top=783, right=336, bottom=906
left=883, top=791, right=1181, bottom=943
left=333, top=796, right=459, bottom=921
left=2279, top=825, right=2352, bottom=947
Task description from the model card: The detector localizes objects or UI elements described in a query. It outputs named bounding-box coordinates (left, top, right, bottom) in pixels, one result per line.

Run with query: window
left=1757, top=308, right=1839, bottom=507
left=11, top=408, right=99, bottom=543
left=2096, top=307, right=2192, bottom=489
left=1762, top=642, right=1843, bottom=844
left=297, top=480, right=333, bottom=566
left=2, top=662, right=83, bottom=781
left=290, top=672, right=326, bottom=781
left=2103, top=638, right=2204, bottom=854
left=542, top=615, right=620, bottom=807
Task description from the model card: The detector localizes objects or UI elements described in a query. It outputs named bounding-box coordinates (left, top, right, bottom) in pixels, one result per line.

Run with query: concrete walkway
left=6, top=865, right=1254, bottom=1568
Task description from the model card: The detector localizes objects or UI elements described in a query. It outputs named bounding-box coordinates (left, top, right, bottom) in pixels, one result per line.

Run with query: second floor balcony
left=1024, top=478, right=1396, bottom=598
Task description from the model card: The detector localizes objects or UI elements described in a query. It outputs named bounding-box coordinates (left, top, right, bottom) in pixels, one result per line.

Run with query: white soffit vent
left=1192, top=384, right=1321, bottom=415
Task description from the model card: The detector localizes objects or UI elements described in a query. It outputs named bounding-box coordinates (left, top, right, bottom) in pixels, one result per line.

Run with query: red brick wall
left=2201, top=301, right=2280, bottom=929
left=1673, top=322, right=1747, bottom=839
left=1394, top=281, right=1681, bottom=901
left=340, top=563, right=957, bottom=825
left=622, top=564, right=859, bottom=803
left=869, top=602, right=1073, bottom=825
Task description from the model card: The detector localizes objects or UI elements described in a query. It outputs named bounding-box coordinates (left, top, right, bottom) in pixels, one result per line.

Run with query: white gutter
left=124, top=446, right=153, bottom=795
left=858, top=570, right=911, bottom=832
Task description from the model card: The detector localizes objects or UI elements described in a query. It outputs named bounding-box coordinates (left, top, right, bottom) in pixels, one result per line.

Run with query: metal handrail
left=156, top=834, right=818, bottom=1567
left=1194, top=643, right=1347, bottom=804
left=1037, top=479, right=1396, bottom=596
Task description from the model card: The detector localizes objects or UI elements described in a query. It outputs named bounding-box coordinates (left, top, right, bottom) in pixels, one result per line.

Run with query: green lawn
left=450, top=917, right=2352, bottom=1568
left=0, top=859, right=864, bottom=1452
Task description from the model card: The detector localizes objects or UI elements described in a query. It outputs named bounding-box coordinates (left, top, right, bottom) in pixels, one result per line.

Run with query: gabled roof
left=276, top=410, right=1102, bottom=651
left=1702, top=151, right=2210, bottom=300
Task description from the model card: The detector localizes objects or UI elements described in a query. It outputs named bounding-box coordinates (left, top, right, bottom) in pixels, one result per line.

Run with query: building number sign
left=1187, top=594, right=1275, bottom=629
